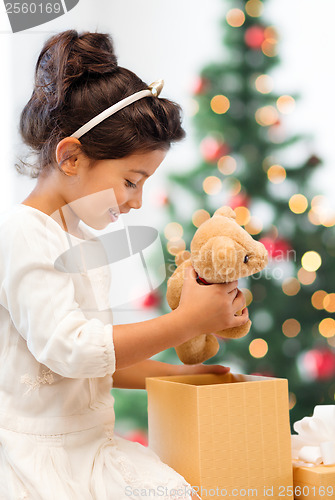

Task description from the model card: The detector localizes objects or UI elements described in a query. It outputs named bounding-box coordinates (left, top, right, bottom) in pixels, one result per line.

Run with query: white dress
left=0, top=204, right=195, bottom=500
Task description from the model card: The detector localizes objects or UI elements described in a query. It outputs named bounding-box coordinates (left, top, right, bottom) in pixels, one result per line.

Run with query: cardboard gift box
left=146, top=372, right=293, bottom=500
left=293, top=462, right=335, bottom=500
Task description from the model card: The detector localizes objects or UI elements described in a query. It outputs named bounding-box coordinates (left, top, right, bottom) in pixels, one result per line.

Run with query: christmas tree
left=160, top=0, right=335, bottom=427
left=113, top=0, right=335, bottom=436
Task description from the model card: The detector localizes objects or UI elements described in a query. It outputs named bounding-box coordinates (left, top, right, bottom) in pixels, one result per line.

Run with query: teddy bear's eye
left=244, top=255, right=249, bottom=263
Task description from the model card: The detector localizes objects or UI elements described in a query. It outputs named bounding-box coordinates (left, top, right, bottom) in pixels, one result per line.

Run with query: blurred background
left=0, top=0, right=334, bottom=443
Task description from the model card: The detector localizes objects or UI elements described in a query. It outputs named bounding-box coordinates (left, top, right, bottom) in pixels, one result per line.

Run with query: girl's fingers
left=189, top=364, right=230, bottom=375
left=233, top=307, right=249, bottom=325
left=225, top=281, right=238, bottom=293
left=232, top=290, right=246, bottom=310
left=204, top=364, right=230, bottom=374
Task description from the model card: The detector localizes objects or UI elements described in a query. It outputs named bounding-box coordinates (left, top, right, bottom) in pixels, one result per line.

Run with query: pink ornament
left=229, top=193, right=250, bottom=210
left=245, top=26, right=266, bottom=49
left=192, top=76, right=210, bottom=95
left=141, top=291, right=161, bottom=309
left=152, top=190, right=169, bottom=206
left=303, top=349, right=335, bottom=381
left=259, top=237, right=292, bottom=259
left=200, top=137, right=230, bottom=163
left=124, top=430, right=148, bottom=447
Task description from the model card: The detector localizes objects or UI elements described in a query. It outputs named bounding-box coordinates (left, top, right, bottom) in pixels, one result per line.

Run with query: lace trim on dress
left=20, top=369, right=54, bottom=395
left=106, top=434, right=196, bottom=500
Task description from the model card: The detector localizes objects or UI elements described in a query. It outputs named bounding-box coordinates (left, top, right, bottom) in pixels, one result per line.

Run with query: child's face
left=66, top=149, right=167, bottom=229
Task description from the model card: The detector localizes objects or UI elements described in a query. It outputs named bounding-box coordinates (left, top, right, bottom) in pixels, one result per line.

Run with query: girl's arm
left=112, top=359, right=231, bottom=390
left=112, top=360, right=176, bottom=389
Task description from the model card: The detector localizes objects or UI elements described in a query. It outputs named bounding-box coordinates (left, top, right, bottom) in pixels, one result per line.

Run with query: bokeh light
left=308, top=209, right=321, bottom=226
left=301, top=251, right=322, bottom=272
left=245, top=0, right=263, bottom=18
left=267, top=164, right=286, bottom=184
left=249, top=338, right=268, bottom=358
left=255, top=105, right=278, bottom=126
left=203, top=176, right=222, bottom=195
left=245, top=216, right=263, bottom=235
left=321, top=213, right=335, bottom=228
left=255, top=74, right=273, bottom=93
left=282, top=277, right=300, bottom=296
left=289, top=194, right=308, bottom=214
left=261, top=27, right=279, bottom=57
left=311, top=290, right=327, bottom=310
left=226, top=8, right=245, bottom=27
left=211, top=95, right=230, bottom=114
left=277, top=95, right=295, bottom=114
left=319, top=318, right=335, bottom=338
left=264, top=26, right=278, bottom=40
left=229, top=178, right=242, bottom=196
left=192, top=209, right=210, bottom=228
left=311, top=195, right=326, bottom=208
left=297, top=268, right=316, bottom=285
left=218, top=155, right=237, bottom=175
left=167, top=239, right=186, bottom=256
left=262, top=38, right=277, bottom=57
left=289, top=392, right=297, bottom=410
left=282, top=319, right=301, bottom=338
left=188, top=99, right=199, bottom=117
left=164, top=222, right=183, bottom=240
left=235, top=206, right=251, bottom=226
left=310, top=195, right=335, bottom=227
left=323, top=293, right=335, bottom=313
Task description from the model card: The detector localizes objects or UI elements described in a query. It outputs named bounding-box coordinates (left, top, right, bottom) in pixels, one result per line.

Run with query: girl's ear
left=56, top=137, right=82, bottom=176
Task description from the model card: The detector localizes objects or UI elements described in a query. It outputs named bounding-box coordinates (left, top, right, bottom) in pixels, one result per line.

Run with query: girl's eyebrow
left=129, top=169, right=149, bottom=178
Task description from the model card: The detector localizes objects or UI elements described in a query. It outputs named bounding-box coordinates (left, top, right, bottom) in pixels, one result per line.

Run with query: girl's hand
left=175, top=363, right=230, bottom=376
left=176, top=265, right=249, bottom=338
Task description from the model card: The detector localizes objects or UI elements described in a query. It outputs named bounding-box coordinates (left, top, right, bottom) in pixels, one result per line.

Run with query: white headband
left=70, top=79, right=164, bottom=139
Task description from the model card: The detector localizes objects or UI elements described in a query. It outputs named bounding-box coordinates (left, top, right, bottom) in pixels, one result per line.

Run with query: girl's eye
left=125, top=180, right=137, bottom=189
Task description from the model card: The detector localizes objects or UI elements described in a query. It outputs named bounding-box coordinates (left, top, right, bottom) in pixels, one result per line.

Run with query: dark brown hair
left=17, top=30, right=185, bottom=177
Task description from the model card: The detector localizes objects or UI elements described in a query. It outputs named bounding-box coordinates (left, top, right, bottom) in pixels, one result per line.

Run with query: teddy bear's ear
left=214, top=206, right=236, bottom=219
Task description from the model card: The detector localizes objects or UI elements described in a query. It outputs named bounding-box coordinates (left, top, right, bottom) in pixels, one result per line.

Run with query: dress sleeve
left=0, top=212, right=115, bottom=379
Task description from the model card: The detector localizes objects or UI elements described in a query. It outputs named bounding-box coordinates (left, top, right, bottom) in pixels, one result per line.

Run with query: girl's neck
left=21, top=193, right=83, bottom=238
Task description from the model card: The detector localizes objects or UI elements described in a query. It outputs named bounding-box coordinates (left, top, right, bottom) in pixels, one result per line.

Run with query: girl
left=0, top=30, right=248, bottom=499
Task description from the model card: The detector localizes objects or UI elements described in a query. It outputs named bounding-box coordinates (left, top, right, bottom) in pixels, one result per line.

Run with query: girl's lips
left=108, top=208, right=120, bottom=222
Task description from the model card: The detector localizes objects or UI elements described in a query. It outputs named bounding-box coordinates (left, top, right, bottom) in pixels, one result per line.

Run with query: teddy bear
left=166, top=206, right=268, bottom=365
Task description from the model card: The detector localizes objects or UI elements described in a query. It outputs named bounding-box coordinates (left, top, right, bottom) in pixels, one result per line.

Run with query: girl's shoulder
left=0, top=203, right=49, bottom=225
left=0, top=204, right=59, bottom=236
left=0, top=204, right=97, bottom=256
left=0, top=204, right=72, bottom=255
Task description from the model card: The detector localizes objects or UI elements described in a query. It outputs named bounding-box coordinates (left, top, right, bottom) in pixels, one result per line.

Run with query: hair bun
left=35, top=30, right=118, bottom=110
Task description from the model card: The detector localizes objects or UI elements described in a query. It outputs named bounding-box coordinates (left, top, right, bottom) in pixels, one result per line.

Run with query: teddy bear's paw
left=216, top=319, right=251, bottom=339
left=166, top=259, right=192, bottom=310
left=176, top=333, right=220, bottom=365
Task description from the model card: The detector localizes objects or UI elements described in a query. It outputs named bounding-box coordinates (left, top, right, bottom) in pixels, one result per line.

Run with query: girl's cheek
left=116, top=187, right=129, bottom=205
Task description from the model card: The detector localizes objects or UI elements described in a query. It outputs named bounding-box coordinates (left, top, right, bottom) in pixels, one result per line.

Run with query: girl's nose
left=128, top=192, right=142, bottom=210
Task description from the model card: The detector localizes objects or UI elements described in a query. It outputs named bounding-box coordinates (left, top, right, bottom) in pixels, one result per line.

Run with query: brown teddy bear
left=166, top=206, right=268, bottom=364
